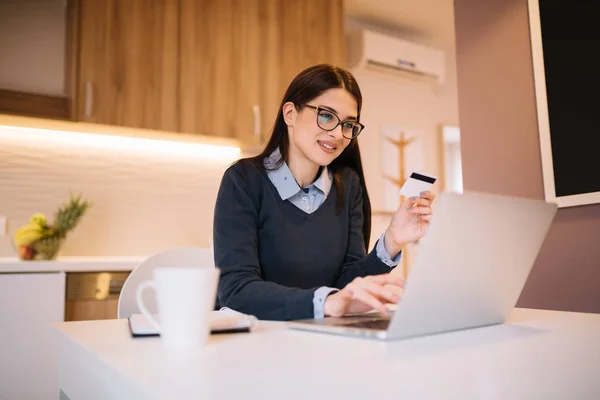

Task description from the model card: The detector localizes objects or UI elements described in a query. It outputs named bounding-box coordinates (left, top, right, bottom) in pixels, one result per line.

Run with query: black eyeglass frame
left=302, top=104, right=365, bottom=139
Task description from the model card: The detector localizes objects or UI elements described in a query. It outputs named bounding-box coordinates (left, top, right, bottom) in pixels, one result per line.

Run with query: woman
left=213, top=64, right=435, bottom=321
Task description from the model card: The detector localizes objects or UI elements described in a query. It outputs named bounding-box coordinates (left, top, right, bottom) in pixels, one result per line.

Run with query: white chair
left=117, top=246, right=215, bottom=319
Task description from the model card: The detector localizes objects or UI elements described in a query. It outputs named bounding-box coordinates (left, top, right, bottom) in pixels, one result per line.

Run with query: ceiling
left=344, top=0, right=456, bottom=49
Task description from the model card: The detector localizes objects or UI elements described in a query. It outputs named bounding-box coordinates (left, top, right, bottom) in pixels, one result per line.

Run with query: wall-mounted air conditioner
left=347, top=29, right=446, bottom=85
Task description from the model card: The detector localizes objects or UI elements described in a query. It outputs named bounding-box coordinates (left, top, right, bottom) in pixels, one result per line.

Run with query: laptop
left=287, top=191, right=558, bottom=340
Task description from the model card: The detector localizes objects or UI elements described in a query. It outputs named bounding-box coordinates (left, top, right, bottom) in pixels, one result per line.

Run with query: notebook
left=128, top=307, right=258, bottom=337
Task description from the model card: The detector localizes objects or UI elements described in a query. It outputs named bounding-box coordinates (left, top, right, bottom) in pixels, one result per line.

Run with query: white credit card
left=399, top=172, right=437, bottom=198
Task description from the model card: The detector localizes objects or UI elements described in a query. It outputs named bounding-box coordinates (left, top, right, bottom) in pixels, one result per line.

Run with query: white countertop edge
left=0, top=257, right=147, bottom=273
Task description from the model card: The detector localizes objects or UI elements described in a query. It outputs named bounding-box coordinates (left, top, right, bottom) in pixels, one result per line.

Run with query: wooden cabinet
left=2, top=0, right=345, bottom=140
left=64, top=298, right=119, bottom=321
left=179, top=0, right=345, bottom=142
left=262, top=0, right=345, bottom=139
left=64, top=271, right=130, bottom=322
left=75, top=0, right=179, bottom=131
left=179, top=0, right=259, bottom=140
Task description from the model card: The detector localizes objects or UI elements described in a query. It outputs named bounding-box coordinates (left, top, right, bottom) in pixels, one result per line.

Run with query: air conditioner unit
left=347, top=29, right=446, bottom=85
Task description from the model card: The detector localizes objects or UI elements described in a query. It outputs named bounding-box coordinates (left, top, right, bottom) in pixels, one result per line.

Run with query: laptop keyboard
left=343, top=319, right=390, bottom=330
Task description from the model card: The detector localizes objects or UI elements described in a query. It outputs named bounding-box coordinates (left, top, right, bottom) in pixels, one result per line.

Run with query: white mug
left=136, top=266, right=219, bottom=349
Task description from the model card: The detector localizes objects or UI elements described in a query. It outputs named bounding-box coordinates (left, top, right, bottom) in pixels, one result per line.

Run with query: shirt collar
left=265, top=148, right=332, bottom=200
left=313, top=165, right=332, bottom=196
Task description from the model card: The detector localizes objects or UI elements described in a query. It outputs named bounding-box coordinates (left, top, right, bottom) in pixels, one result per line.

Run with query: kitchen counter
left=0, top=256, right=146, bottom=273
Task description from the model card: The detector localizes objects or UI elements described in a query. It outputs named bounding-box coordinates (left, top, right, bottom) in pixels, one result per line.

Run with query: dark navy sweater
left=213, top=160, right=393, bottom=321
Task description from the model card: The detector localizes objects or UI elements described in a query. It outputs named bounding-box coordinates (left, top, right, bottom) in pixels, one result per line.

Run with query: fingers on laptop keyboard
left=368, top=274, right=405, bottom=288
left=347, top=277, right=401, bottom=316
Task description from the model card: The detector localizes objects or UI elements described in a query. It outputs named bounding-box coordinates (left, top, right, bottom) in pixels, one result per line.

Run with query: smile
left=318, top=141, right=337, bottom=152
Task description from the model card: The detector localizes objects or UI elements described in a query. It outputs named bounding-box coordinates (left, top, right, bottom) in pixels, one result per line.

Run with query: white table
left=55, top=308, right=600, bottom=399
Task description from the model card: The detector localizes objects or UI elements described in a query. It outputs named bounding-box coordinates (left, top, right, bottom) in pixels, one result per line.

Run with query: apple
left=18, top=246, right=35, bottom=261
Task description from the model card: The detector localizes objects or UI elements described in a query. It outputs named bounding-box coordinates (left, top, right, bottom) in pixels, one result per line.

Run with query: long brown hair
left=244, top=64, right=372, bottom=250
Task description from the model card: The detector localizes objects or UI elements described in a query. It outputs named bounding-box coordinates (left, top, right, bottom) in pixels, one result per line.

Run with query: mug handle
left=136, top=280, right=162, bottom=333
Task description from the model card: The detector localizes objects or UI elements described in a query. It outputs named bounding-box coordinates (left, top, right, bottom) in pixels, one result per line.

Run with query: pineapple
left=17, top=193, right=91, bottom=261
left=52, top=193, right=91, bottom=239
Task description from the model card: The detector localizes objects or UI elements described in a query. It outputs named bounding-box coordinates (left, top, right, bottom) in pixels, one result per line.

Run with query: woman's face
left=284, top=88, right=358, bottom=167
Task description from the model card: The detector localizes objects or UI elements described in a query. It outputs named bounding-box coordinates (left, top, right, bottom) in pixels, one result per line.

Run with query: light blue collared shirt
left=265, top=152, right=332, bottom=214
left=265, top=150, right=401, bottom=318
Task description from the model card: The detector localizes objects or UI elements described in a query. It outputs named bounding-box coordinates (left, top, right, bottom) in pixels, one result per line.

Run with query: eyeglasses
left=303, top=104, right=365, bottom=139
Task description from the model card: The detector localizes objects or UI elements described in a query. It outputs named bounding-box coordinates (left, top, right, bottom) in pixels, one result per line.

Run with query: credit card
left=399, top=172, right=437, bottom=198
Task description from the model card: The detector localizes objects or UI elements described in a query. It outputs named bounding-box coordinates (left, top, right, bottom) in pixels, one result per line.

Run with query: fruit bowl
left=13, top=193, right=90, bottom=261
left=15, top=237, right=65, bottom=261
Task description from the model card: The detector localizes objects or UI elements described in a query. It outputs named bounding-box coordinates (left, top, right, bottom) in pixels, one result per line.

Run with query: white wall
left=0, top=0, right=66, bottom=95
left=346, top=18, right=460, bottom=265
left=0, top=125, right=236, bottom=257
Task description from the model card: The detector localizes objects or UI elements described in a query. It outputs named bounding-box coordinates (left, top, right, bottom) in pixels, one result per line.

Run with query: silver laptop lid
left=387, top=191, right=557, bottom=340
